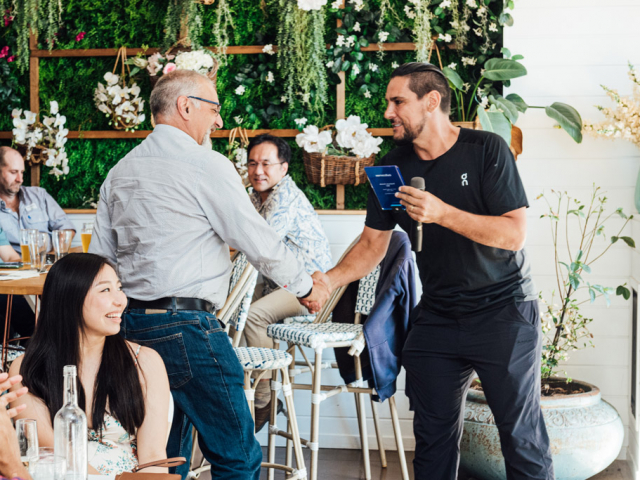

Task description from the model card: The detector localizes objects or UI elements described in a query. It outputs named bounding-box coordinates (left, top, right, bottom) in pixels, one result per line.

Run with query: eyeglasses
left=187, top=96, right=221, bottom=115
left=247, top=161, right=285, bottom=170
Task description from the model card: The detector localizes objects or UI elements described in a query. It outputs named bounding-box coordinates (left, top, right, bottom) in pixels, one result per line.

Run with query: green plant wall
left=0, top=0, right=506, bottom=209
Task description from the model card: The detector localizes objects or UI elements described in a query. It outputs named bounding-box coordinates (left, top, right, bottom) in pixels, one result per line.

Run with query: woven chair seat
left=267, top=322, right=363, bottom=349
left=234, top=347, right=292, bottom=371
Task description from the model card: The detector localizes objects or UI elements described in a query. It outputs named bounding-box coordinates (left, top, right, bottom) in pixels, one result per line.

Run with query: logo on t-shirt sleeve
left=461, top=173, right=468, bottom=186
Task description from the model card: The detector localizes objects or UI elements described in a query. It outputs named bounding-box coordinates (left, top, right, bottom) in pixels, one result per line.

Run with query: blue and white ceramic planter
left=460, top=379, right=624, bottom=480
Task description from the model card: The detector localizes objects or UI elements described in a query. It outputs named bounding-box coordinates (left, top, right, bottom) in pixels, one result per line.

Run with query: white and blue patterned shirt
left=251, top=175, right=332, bottom=294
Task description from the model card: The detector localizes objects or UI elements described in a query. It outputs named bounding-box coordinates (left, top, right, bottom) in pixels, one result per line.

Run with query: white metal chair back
left=218, top=252, right=258, bottom=327
left=354, top=265, right=381, bottom=316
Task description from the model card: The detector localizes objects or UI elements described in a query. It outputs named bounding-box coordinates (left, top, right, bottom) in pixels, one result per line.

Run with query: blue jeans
left=122, top=308, right=261, bottom=479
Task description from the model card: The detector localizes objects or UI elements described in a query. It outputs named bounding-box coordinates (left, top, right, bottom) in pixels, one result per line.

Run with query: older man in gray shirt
left=90, top=69, right=328, bottom=480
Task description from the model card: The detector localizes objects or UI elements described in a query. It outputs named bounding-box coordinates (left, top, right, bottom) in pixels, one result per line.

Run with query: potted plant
left=442, top=51, right=583, bottom=150
left=460, top=186, right=633, bottom=480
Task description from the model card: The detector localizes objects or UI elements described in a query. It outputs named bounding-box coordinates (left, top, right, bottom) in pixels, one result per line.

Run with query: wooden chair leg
left=370, top=396, right=387, bottom=468
left=309, top=348, right=323, bottom=480
left=389, top=396, right=409, bottom=480
left=354, top=355, right=371, bottom=480
left=281, top=367, right=307, bottom=479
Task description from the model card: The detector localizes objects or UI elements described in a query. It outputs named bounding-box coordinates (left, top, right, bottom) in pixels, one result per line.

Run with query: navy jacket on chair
left=333, top=230, right=417, bottom=402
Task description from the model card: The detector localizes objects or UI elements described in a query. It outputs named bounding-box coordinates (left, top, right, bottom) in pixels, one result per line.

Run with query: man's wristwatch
left=298, top=285, right=313, bottom=299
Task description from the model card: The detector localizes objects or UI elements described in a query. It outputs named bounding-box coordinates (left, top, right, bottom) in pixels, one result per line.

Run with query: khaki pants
left=243, top=286, right=309, bottom=349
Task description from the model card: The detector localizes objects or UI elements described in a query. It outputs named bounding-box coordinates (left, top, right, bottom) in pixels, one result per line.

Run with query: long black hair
left=20, top=253, right=145, bottom=435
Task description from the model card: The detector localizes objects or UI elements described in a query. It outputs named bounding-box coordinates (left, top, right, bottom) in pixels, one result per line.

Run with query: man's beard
left=393, top=119, right=426, bottom=146
left=201, top=130, right=213, bottom=149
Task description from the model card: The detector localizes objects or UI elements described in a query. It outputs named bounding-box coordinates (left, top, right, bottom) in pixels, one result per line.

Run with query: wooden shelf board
left=0, top=128, right=393, bottom=140
left=29, top=41, right=454, bottom=59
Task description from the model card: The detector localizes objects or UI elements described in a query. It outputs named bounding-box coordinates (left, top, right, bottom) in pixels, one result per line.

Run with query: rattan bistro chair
left=266, top=238, right=409, bottom=480
left=190, top=251, right=308, bottom=480
left=188, top=251, right=258, bottom=479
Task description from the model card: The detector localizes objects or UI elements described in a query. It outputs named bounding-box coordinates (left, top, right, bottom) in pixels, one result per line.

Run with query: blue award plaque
left=364, top=165, right=406, bottom=210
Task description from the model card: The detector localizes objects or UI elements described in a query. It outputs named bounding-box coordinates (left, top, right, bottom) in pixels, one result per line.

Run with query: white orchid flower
left=104, top=71, right=119, bottom=86
left=130, top=84, right=141, bottom=96
left=296, top=125, right=332, bottom=153
left=98, top=104, right=112, bottom=114
left=11, top=108, right=22, bottom=118
left=12, top=118, right=27, bottom=130
left=12, top=128, right=26, bottom=144
left=24, top=111, right=37, bottom=124
left=54, top=114, right=66, bottom=128
left=49, top=100, right=59, bottom=115
left=43, top=116, right=55, bottom=128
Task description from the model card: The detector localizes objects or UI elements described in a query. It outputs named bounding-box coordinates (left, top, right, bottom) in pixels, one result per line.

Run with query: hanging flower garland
left=94, top=47, right=146, bottom=132
left=11, top=101, right=69, bottom=177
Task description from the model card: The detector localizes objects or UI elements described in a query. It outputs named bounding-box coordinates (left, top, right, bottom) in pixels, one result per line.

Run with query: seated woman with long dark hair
left=9, top=253, right=171, bottom=475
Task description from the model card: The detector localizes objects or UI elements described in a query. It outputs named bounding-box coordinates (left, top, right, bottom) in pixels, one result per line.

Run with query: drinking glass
left=29, top=447, right=66, bottom=480
left=28, top=232, right=50, bottom=273
left=81, top=223, right=93, bottom=253
left=52, top=229, right=74, bottom=262
left=15, top=418, right=39, bottom=469
left=20, top=228, right=37, bottom=265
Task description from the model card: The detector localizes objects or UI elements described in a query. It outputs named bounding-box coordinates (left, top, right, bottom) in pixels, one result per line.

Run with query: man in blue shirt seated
left=243, top=134, right=333, bottom=431
left=0, top=147, right=76, bottom=338
left=0, top=228, right=20, bottom=263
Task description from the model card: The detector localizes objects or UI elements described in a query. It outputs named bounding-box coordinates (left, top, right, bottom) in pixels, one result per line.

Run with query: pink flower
left=0, top=46, right=8, bottom=59
left=163, top=62, right=176, bottom=74
left=3, top=15, right=13, bottom=27
left=75, top=32, right=86, bottom=42
left=7, top=55, right=15, bottom=62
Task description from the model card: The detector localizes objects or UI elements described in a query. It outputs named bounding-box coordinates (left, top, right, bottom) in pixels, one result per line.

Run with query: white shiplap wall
left=504, top=0, right=640, bottom=468
left=63, top=0, right=640, bottom=468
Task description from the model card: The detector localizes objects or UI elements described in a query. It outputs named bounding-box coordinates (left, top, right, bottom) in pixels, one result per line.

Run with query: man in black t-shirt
left=307, top=63, right=554, bottom=479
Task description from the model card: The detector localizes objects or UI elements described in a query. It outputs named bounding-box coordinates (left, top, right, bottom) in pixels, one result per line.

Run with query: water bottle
left=54, top=365, right=88, bottom=480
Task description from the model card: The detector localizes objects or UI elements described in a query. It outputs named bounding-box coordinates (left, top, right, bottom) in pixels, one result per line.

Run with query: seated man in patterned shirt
left=244, top=134, right=333, bottom=431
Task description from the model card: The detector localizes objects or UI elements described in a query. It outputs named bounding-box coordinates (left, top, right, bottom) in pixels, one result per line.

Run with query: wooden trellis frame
left=2, top=10, right=456, bottom=209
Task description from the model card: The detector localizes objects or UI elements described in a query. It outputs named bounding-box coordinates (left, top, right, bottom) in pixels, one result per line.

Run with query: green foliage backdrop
left=0, top=0, right=506, bottom=208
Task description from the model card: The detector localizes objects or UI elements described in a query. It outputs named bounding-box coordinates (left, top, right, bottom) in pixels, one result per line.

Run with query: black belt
left=127, top=297, right=215, bottom=314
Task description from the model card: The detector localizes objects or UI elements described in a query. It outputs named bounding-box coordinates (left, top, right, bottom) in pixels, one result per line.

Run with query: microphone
left=410, top=177, right=425, bottom=252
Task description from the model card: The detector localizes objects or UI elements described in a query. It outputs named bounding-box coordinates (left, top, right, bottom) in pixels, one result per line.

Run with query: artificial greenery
left=276, top=0, right=328, bottom=112
left=163, top=0, right=203, bottom=49
left=1, top=0, right=533, bottom=209
left=9, top=0, right=63, bottom=71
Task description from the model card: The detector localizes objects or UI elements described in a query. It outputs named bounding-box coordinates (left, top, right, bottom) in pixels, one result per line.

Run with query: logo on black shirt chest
left=461, top=173, right=468, bottom=186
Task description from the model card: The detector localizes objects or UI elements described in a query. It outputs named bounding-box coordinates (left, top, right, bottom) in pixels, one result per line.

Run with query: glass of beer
left=20, top=228, right=37, bottom=265
left=81, top=222, right=93, bottom=253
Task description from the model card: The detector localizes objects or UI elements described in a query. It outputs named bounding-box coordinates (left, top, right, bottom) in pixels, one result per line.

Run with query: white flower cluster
left=145, top=49, right=216, bottom=77
left=94, top=72, right=146, bottom=131
left=349, top=0, right=364, bottom=11
left=584, top=64, right=640, bottom=147
left=12, top=101, right=69, bottom=177
left=461, top=56, right=476, bottom=66
left=262, top=44, right=275, bottom=55
left=296, top=126, right=333, bottom=153
left=438, top=33, right=452, bottom=43
left=296, top=116, right=383, bottom=158
left=297, top=0, right=327, bottom=11
left=174, top=50, right=216, bottom=75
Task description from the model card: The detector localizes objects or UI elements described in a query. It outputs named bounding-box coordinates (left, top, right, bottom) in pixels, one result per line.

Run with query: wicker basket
left=302, top=150, right=375, bottom=187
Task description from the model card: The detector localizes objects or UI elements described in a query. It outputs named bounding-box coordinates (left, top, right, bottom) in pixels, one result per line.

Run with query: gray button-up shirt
left=90, top=124, right=313, bottom=309
left=0, top=187, right=76, bottom=252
